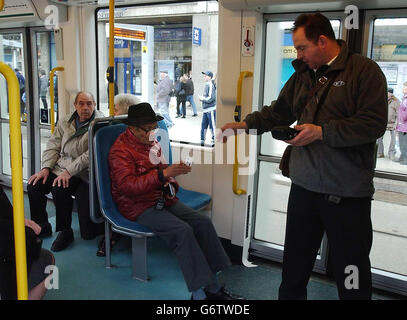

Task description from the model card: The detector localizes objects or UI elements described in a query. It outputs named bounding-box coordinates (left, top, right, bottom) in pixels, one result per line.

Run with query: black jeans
left=279, top=184, right=373, bottom=300
left=27, top=172, right=103, bottom=239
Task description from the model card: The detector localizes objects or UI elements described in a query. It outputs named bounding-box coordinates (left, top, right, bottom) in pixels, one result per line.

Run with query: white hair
left=114, top=93, right=142, bottom=115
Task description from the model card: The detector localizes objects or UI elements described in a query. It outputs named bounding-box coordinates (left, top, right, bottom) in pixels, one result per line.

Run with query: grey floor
left=3, top=187, right=403, bottom=300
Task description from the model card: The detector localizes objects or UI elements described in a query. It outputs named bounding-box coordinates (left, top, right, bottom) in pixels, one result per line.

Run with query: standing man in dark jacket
left=220, top=13, right=387, bottom=300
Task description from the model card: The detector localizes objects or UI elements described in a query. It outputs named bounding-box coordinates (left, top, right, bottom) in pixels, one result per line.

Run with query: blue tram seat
left=93, top=123, right=154, bottom=281
left=93, top=119, right=211, bottom=281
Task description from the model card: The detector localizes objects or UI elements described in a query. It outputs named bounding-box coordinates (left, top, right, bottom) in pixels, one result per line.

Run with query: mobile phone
left=184, top=156, right=193, bottom=167
left=271, top=126, right=299, bottom=140
left=163, top=183, right=175, bottom=197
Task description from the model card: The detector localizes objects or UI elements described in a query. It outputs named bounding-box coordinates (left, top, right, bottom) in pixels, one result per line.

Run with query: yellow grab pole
left=49, top=67, right=64, bottom=133
left=233, top=71, right=253, bottom=195
left=0, top=62, right=28, bottom=300
left=0, top=0, right=4, bottom=11
left=108, top=0, right=115, bottom=116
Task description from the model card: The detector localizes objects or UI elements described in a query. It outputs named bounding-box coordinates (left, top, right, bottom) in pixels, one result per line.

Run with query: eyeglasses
left=137, top=125, right=158, bottom=133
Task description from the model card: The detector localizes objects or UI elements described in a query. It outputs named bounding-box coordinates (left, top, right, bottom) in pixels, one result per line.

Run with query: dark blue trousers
left=279, top=183, right=373, bottom=300
left=200, top=110, right=216, bottom=142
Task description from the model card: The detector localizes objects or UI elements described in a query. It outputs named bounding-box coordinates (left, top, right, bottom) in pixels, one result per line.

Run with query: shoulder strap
left=298, top=69, right=340, bottom=122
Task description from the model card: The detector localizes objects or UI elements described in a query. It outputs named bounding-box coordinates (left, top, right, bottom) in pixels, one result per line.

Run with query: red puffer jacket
left=109, top=128, right=178, bottom=221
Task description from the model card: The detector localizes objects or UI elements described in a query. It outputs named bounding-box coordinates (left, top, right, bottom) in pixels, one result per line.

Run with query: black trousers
left=279, top=184, right=373, bottom=300
left=27, top=173, right=103, bottom=240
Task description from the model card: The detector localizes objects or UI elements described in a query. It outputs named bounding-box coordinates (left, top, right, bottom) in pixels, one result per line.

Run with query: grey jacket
left=156, top=75, right=173, bottom=104
left=387, top=94, right=400, bottom=130
left=244, top=40, right=387, bottom=197
left=41, top=109, right=104, bottom=183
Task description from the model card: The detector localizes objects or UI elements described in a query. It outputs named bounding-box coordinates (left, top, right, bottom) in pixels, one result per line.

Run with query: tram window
left=260, top=20, right=341, bottom=157
left=96, top=1, right=219, bottom=146
left=0, top=32, right=29, bottom=180
left=370, top=18, right=407, bottom=175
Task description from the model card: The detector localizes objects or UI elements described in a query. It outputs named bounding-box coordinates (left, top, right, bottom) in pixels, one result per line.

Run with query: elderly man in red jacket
left=108, top=103, right=242, bottom=300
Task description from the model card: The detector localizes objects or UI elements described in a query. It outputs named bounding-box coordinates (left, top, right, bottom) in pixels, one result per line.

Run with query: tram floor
left=3, top=187, right=402, bottom=300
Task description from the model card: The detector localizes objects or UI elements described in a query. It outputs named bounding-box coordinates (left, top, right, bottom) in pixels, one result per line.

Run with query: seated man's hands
left=24, top=219, right=42, bottom=235
left=52, top=170, right=72, bottom=188
left=163, top=163, right=191, bottom=178
left=28, top=168, right=50, bottom=185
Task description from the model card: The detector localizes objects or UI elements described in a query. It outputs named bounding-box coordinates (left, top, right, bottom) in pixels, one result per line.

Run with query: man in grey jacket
left=220, top=13, right=387, bottom=300
left=156, top=71, right=174, bottom=128
left=377, top=88, right=400, bottom=160
left=27, top=91, right=104, bottom=252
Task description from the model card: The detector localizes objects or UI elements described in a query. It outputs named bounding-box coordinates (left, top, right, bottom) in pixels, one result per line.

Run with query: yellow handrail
left=0, top=0, right=4, bottom=11
left=0, top=62, right=28, bottom=300
left=233, top=71, right=253, bottom=195
left=108, top=0, right=115, bottom=116
left=49, top=67, right=64, bottom=133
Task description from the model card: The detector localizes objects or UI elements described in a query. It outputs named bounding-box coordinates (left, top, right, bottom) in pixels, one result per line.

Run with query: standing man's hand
left=28, top=168, right=50, bottom=185
left=218, top=121, right=248, bottom=143
left=286, top=124, right=322, bottom=146
left=52, top=170, right=72, bottom=188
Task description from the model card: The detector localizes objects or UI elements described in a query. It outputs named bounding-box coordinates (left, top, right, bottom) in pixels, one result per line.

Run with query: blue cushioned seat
left=92, top=118, right=212, bottom=281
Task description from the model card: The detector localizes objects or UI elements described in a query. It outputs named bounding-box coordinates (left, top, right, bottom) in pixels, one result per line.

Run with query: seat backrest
left=157, top=120, right=172, bottom=165
left=93, top=124, right=127, bottom=219
left=93, top=120, right=170, bottom=220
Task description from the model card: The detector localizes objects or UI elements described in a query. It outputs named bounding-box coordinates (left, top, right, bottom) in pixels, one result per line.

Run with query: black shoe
left=175, top=114, right=180, bottom=118
left=182, top=115, right=186, bottom=118
left=204, top=287, right=245, bottom=300
left=38, top=222, right=52, bottom=238
left=192, top=114, right=198, bottom=117
left=96, top=233, right=122, bottom=257
left=51, top=229, right=74, bottom=252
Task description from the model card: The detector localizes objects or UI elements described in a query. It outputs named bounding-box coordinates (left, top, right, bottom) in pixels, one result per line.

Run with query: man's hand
left=24, top=219, right=41, bottom=235
left=286, top=124, right=323, bottom=146
left=28, top=168, right=50, bottom=185
left=52, top=170, right=72, bottom=188
left=218, top=121, right=248, bottom=143
left=163, top=163, right=191, bottom=178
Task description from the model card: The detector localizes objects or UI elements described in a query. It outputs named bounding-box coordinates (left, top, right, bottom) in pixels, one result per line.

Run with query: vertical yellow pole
left=49, top=67, right=64, bottom=133
left=108, top=0, right=115, bottom=116
left=233, top=71, right=252, bottom=195
left=0, top=0, right=4, bottom=11
left=0, top=62, right=28, bottom=300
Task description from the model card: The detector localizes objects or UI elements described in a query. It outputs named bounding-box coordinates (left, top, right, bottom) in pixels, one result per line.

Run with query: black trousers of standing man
left=279, top=184, right=373, bottom=300
left=27, top=172, right=103, bottom=240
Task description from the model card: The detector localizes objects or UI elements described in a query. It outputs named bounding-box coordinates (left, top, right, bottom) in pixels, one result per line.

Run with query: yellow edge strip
left=0, top=61, right=28, bottom=300
left=233, top=71, right=253, bottom=195
left=49, top=67, right=64, bottom=133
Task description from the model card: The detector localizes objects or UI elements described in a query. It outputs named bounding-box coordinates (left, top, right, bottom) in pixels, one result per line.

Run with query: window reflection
left=372, top=18, right=407, bottom=174
left=97, top=1, right=219, bottom=146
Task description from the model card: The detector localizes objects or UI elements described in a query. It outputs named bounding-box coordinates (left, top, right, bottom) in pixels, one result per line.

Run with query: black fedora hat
left=123, top=103, right=164, bottom=126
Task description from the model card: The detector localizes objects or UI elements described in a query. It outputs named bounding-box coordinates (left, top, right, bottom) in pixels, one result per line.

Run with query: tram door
left=249, top=15, right=344, bottom=273
left=0, top=28, right=57, bottom=183
left=0, top=29, right=30, bottom=182
left=31, top=29, right=58, bottom=174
